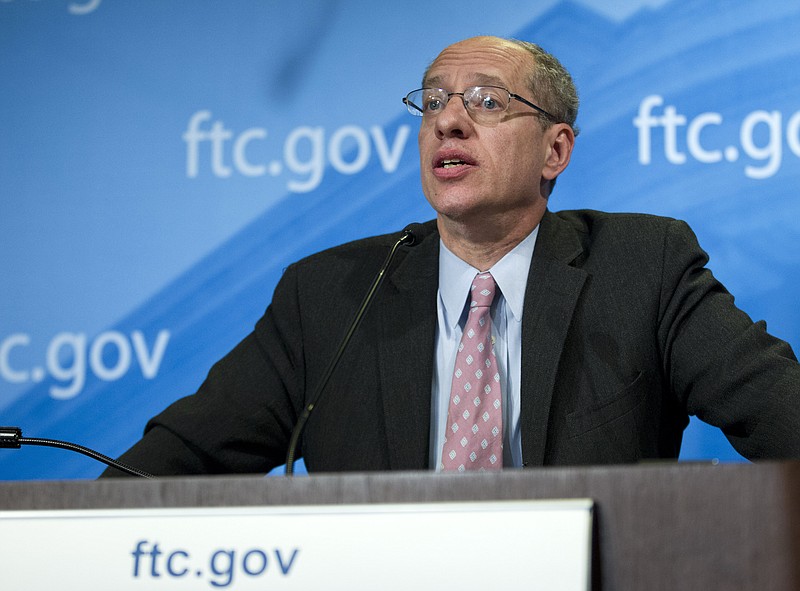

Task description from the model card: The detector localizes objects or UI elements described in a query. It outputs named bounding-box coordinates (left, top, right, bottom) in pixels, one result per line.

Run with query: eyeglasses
left=403, top=86, right=558, bottom=126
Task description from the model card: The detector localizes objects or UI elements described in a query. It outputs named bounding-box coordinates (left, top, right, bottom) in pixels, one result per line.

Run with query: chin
left=426, top=184, right=483, bottom=210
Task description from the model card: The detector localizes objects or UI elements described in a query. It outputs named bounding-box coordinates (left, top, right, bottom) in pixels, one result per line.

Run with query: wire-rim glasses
left=403, top=86, right=558, bottom=125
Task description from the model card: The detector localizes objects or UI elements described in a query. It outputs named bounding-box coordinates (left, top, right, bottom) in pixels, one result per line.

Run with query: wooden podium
left=2, top=461, right=799, bottom=589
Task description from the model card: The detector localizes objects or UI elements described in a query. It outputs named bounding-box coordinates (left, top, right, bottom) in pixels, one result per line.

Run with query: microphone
left=284, top=223, right=425, bottom=475
left=399, top=222, right=424, bottom=246
left=0, top=426, right=154, bottom=478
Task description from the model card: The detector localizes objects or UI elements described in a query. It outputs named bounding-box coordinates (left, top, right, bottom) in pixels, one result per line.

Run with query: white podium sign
left=0, top=499, right=593, bottom=590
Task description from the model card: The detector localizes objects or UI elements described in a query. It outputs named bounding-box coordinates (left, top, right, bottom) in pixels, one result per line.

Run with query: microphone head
left=400, top=222, right=426, bottom=246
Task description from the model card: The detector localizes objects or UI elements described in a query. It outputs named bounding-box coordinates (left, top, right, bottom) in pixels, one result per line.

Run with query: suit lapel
left=520, top=210, right=587, bottom=466
left=371, top=214, right=585, bottom=469
left=376, top=227, right=439, bottom=469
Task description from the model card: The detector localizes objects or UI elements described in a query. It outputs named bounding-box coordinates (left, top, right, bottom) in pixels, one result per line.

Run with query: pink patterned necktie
left=441, top=272, right=503, bottom=471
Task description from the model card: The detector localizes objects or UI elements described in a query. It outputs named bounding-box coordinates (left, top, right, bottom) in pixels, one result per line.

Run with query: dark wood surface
left=2, top=461, right=799, bottom=590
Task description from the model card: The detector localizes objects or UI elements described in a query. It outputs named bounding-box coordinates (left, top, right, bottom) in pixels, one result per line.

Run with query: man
left=105, top=36, right=800, bottom=476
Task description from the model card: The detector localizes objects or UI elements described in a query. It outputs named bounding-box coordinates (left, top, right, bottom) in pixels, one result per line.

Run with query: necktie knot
left=470, top=272, right=496, bottom=310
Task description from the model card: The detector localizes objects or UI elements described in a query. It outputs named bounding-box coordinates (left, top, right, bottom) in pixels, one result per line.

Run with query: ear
left=542, top=124, right=575, bottom=181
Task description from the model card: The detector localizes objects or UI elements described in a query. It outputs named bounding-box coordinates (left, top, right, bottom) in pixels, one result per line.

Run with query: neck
left=437, top=207, right=544, bottom=270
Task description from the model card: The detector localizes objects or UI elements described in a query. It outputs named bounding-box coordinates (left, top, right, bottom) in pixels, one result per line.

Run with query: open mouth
left=436, top=154, right=476, bottom=170
left=441, top=158, right=467, bottom=168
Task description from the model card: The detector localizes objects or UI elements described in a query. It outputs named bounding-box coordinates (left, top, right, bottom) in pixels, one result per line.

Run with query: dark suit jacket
left=110, top=210, right=800, bottom=476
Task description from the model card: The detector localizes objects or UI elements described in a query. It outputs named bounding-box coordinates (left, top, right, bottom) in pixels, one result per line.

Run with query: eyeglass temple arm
left=511, top=93, right=559, bottom=122
left=402, top=96, right=424, bottom=114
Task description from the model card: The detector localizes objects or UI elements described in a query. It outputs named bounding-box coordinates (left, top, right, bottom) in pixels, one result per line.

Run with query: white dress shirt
left=430, top=226, right=539, bottom=469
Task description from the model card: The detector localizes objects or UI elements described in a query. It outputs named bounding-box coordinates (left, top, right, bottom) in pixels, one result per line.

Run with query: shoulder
left=278, top=220, right=439, bottom=292
left=548, top=209, right=698, bottom=251
left=551, top=209, right=680, bottom=235
left=539, top=209, right=707, bottom=281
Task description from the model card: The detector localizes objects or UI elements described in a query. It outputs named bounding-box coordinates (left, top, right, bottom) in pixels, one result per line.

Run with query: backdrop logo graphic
left=0, top=0, right=102, bottom=14
left=0, top=330, right=171, bottom=399
left=182, top=111, right=412, bottom=193
left=68, top=0, right=100, bottom=14
left=634, top=95, right=800, bottom=179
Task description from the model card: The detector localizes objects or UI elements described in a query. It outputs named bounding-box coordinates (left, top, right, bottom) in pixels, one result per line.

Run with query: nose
left=433, top=93, right=473, bottom=139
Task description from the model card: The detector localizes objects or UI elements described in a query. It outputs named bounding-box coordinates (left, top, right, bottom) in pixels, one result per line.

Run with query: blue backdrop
left=2, top=0, right=799, bottom=479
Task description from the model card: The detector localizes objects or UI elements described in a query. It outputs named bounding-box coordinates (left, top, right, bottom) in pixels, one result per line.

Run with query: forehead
left=423, top=39, right=533, bottom=90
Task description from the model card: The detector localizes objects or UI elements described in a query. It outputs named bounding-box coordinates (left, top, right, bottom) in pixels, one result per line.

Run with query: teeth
left=442, top=159, right=466, bottom=168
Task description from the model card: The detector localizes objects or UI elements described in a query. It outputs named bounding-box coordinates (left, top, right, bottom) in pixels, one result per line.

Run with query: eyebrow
left=424, top=73, right=509, bottom=89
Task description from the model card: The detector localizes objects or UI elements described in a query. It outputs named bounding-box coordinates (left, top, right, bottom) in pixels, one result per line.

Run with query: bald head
left=423, top=36, right=579, bottom=135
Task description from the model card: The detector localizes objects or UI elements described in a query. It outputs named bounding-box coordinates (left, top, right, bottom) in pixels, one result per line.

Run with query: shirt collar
left=438, top=225, right=539, bottom=329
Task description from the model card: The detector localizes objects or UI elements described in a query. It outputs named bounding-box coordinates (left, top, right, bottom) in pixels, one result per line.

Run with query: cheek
left=417, top=123, right=433, bottom=156
left=493, top=154, right=541, bottom=199
left=417, top=158, right=437, bottom=202
left=417, top=129, right=437, bottom=189
left=509, top=137, right=545, bottom=184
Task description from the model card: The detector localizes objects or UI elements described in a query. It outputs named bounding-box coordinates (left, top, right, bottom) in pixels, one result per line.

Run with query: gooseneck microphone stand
left=284, top=224, right=422, bottom=476
left=0, top=426, right=154, bottom=478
